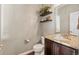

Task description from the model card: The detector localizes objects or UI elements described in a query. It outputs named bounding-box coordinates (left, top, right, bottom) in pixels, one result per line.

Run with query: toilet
left=33, top=36, right=44, bottom=55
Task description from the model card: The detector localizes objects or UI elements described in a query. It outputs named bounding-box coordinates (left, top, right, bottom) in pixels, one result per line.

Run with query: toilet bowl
left=33, top=36, right=44, bottom=55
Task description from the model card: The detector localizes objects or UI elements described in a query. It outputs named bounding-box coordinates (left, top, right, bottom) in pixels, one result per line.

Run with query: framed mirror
left=70, top=11, right=79, bottom=36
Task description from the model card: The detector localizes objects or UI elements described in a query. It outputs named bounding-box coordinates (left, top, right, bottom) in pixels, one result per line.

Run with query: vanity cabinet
left=45, top=38, right=78, bottom=55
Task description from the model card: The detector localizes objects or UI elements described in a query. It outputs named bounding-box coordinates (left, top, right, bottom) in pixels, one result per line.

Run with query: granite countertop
left=45, top=34, right=79, bottom=49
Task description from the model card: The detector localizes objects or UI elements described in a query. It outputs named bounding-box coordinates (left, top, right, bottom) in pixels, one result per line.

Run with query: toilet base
left=34, top=49, right=44, bottom=55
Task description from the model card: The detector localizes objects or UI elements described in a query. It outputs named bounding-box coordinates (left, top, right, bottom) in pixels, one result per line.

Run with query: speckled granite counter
left=45, top=34, right=79, bottom=50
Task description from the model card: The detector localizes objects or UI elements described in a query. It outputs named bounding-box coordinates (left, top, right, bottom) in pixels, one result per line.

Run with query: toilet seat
left=33, top=44, right=44, bottom=52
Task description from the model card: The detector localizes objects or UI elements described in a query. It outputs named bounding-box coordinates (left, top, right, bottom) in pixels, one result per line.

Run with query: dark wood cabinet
left=45, top=39, right=52, bottom=55
left=59, top=45, right=75, bottom=55
left=51, top=41, right=60, bottom=55
left=45, top=38, right=78, bottom=55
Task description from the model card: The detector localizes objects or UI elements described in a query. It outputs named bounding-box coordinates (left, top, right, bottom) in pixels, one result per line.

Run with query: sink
left=45, top=34, right=79, bottom=49
left=54, top=34, right=65, bottom=40
left=53, top=34, right=71, bottom=46
left=54, top=38, right=71, bottom=46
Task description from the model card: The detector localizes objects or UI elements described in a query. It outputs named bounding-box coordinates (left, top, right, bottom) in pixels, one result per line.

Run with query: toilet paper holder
left=24, top=40, right=30, bottom=44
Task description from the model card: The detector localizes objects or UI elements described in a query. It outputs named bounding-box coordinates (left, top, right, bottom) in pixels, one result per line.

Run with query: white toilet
left=33, top=36, right=44, bottom=55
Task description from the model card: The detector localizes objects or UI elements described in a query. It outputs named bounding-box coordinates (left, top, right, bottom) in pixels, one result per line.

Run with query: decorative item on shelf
left=46, top=16, right=52, bottom=21
left=40, top=20, right=52, bottom=23
left=39, top=6, right=52, bottom=16
left=40, top=16, right=52, bottom=23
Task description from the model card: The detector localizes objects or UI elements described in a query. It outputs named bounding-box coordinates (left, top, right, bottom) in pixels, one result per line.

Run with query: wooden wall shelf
left=40, top=20, right=52, bottom=23
left=40, top=12, right=52, bottom=16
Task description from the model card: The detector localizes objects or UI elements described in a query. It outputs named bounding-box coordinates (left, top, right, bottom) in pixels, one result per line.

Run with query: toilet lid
left=33, top=44, right=44, bottom=49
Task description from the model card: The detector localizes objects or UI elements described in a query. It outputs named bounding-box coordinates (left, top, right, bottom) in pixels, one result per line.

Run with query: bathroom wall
left=0, top=5, right=2, bottom=55
left=40, top=5, right=56, bottom=36
left=0, top=4, right=1, bottom=39
left=1, top=4, right=41, bottom=55
left=58, top=4, right=79, bottom=34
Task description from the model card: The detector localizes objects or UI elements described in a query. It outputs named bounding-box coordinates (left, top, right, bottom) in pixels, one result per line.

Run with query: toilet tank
left=41, top=36, right=45, bottom=45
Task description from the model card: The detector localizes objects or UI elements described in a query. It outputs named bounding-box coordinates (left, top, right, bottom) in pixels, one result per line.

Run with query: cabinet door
left=51, top=42, right=60, bottom=55
left=45, top=39, right=52, bottom=55
left=60, top=45, right=75, bottom=55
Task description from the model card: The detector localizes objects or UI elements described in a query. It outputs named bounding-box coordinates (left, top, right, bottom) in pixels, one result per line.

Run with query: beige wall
left=58, top=4, right=79, bottom=34
left=1, top=4, right=41, bottom=55
left=0, top=4, right=55, bottom=55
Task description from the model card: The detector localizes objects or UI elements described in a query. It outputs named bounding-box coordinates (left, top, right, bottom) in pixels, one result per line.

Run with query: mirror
left=57, top=5, right=79, bottom=37
left=70, top=11, right=79, bottom=36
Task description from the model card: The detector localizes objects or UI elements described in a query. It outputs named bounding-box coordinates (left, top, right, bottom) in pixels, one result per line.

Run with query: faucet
left=63, top=33, right=71, bottom=40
